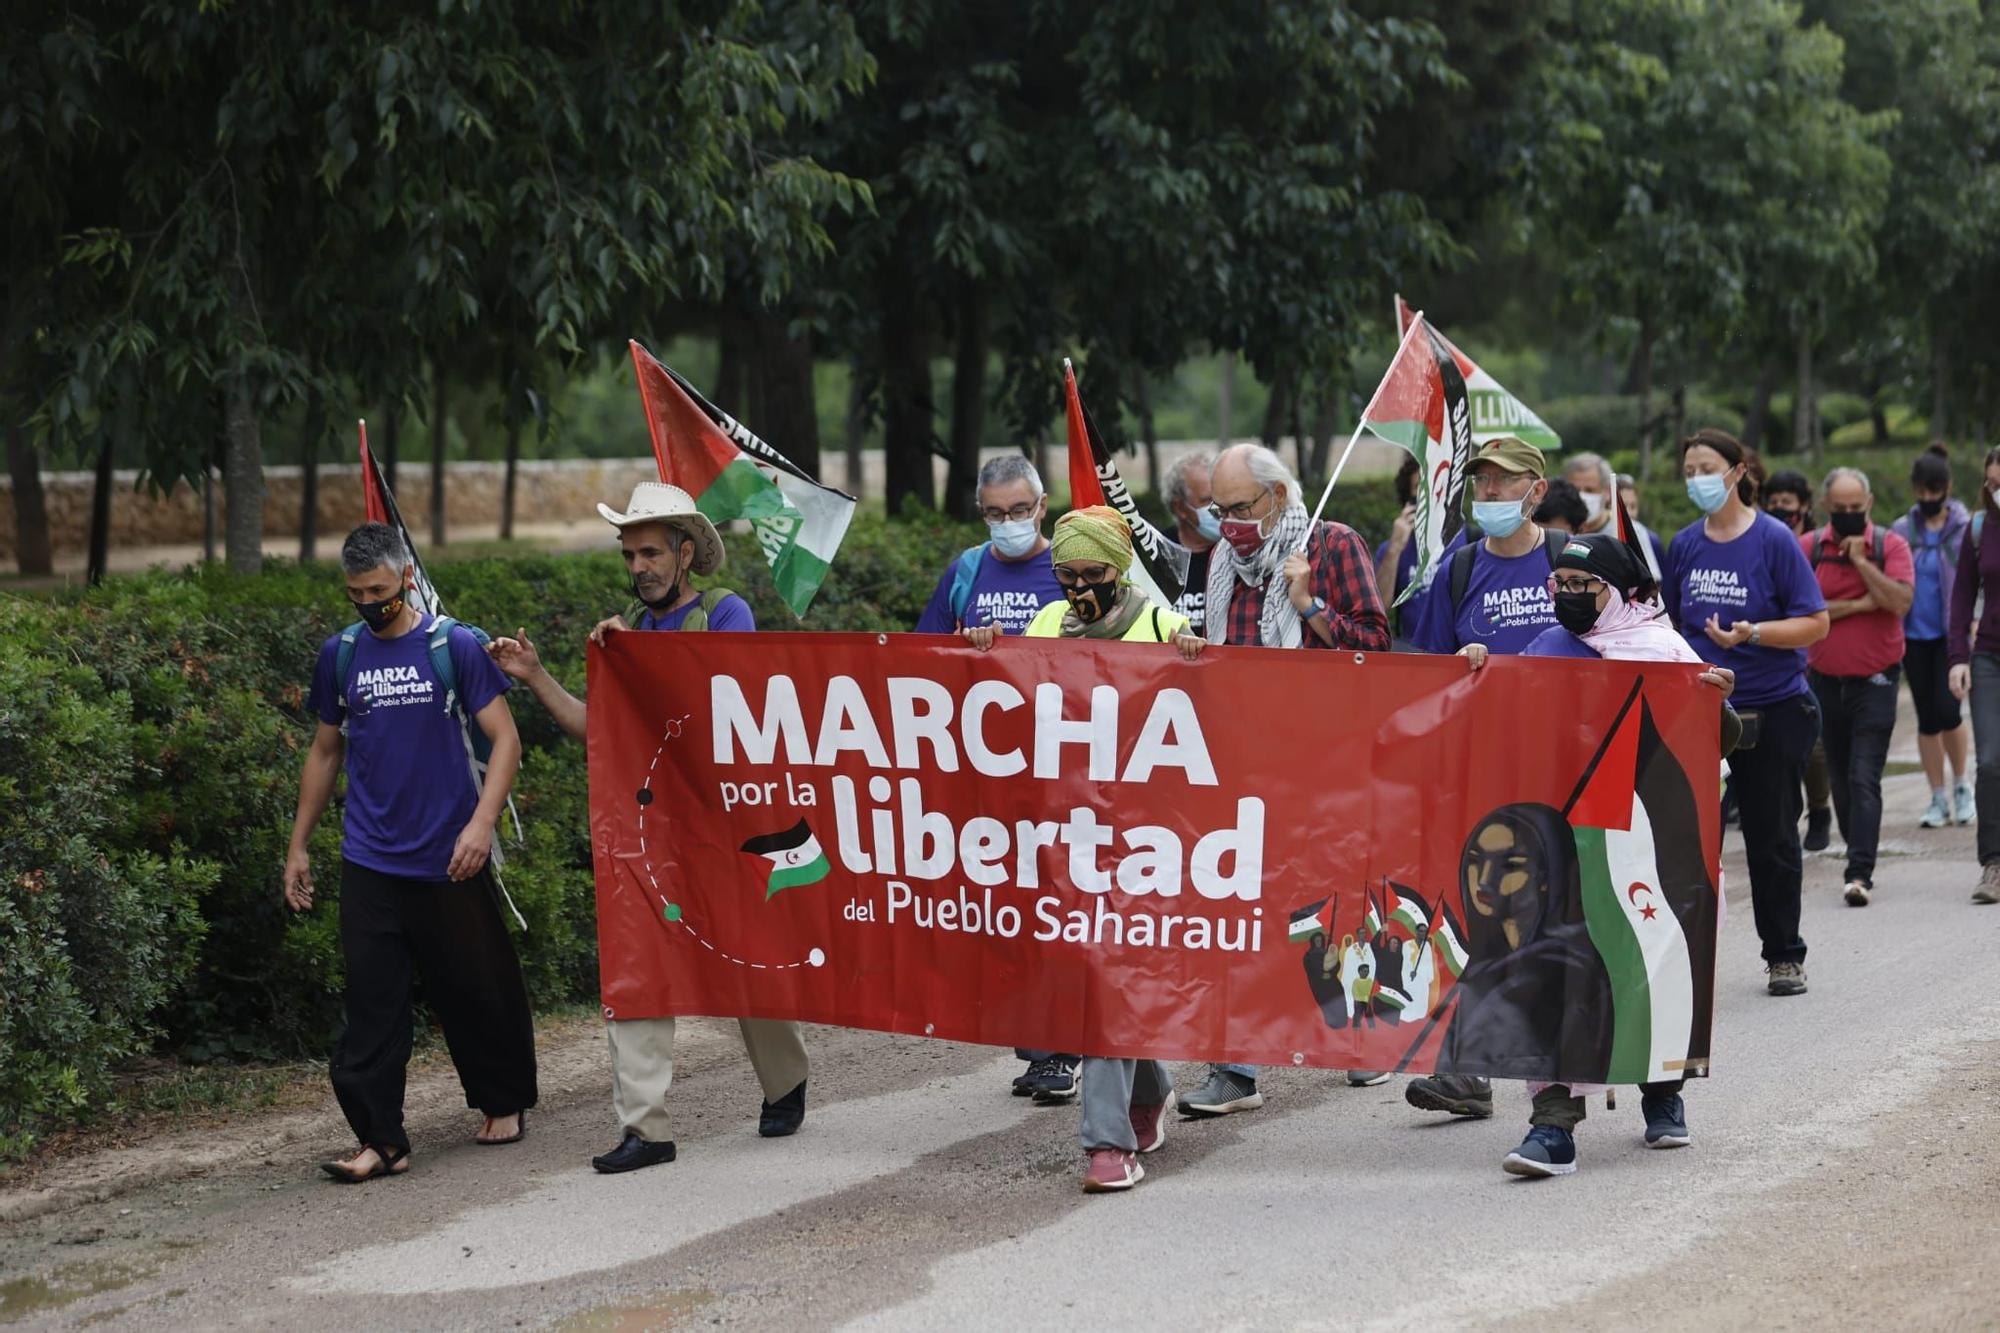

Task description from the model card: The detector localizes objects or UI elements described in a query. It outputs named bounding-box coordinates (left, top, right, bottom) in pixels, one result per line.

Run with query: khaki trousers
left=607, top=1017, right=809, bottom=1143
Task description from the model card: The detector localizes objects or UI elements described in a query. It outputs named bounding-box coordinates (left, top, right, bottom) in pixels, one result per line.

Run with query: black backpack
left=1446, top=527, right=1570, bottom=618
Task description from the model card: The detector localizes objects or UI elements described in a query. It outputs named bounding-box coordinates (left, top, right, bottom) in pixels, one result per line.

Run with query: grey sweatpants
left=1078, top=1057, right=1173, bottom=1151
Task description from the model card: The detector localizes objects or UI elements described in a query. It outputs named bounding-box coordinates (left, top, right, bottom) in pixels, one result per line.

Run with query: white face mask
left=1581, top=491, right=1606, bottom=522
left=988, top=516, right=1040, bottom=558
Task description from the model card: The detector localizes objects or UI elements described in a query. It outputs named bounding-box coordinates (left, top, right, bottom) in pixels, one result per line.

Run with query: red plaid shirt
left=1220, top=521, right=1390, bottom=650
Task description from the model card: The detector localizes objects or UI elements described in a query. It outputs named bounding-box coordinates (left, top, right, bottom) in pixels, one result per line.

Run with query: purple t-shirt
left=1522, top=626, right=1599, bottom=658
left=914, top=545, right=1064, bottom=635
left=637, top=591, right=755, bottom=632
left=309, top=616, right=511, bottom=880
left=1410, top=541, right=1558, bottom=656
left=1663, top=511, right=1826, bottom=708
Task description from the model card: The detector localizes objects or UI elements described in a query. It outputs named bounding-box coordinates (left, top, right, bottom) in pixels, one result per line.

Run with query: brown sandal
left=320, top=1144, right=410, bottom=1183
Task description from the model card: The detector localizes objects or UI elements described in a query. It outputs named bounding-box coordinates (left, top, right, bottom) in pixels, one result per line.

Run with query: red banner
left=588, top=636, right=1723, bottom=1084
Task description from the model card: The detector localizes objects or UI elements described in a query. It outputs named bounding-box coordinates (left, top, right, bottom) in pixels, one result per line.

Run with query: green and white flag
left=629, top=339, right=855, bottom=618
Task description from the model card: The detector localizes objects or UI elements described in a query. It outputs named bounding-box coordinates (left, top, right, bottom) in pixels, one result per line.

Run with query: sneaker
left=1178, top=1069, right=1263, bottom=1117
left=1010, top=1064, right=1039, bottom=1097
left=1130, top=1092, right=1174, bottom=1153
left=1502, top=1125, right=1578, bottom=1178
left=1346, top=1069, right=1391, bottom=1087
left=1404, top=1073, right=1494, bottom=1118
left=1641, top=1092, right=1690, bottom=1148
left=1956, top=781, right=1977, bottom=826
left=1082, top=1147, right=1144, bottom=1193
left=1920, top=791, right=1951, bottom=829
left=1843, top=879, right=1871, bottom=907
left=1027, top=1058, right=1081, bottom=1103
left=1803, top=807, right=1832, bottom=852
left=1766, top=961, right=1808, bottom=996
left=1975, top=864, right=2000, bottom=905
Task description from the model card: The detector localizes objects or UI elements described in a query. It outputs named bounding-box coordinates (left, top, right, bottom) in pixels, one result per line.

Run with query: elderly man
left=1805, top=467, right=1915, bottom=907
left=1160, top=450, right=1219, bottom=636
left=486, top=483, right=809, bottom=1173
left=915, top=454, right=1065, bottom=637
left=1561, top=451, right=1617, bottom=534
left=1178, top=442, right=1390, bottom=1118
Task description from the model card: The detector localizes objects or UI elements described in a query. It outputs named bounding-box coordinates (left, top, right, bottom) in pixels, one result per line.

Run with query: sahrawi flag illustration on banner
left=356, top=420, right=442, bottom=617
left=1562, top=679, right=1719, bottom=1084
left=1063, top=359, right=1191, bottom=606
left=629, top=340, right=856, bottom=617
left=740, top=818, right=831, bottom=899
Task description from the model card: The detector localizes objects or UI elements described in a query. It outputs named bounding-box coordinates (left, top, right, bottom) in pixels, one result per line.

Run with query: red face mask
left=1221, top=517, right=1268, bottom=557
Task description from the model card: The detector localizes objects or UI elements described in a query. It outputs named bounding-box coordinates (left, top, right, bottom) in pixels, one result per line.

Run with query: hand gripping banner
left=587, top=636, right=1723, bottom=1085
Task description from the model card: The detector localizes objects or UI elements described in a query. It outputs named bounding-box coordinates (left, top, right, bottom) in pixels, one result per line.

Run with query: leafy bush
left=1542, top=394, right=1743, bottom=461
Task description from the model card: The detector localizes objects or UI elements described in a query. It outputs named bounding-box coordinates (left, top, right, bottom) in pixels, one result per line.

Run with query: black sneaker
left=759, top=1079, right=806, bottom=1137
left=1404, top=1073, right=1494, bottom=1118
left=1502, top=1124, right=1578, bottom=1178
left=1803, top=808, right=1832, bottom=852
left=592, top=1131, right=677, bottom=1174
left=1010, top=1064, right=1040, bottom=1096
left=1029, top=1058, right=1082, bottom=1103
left=1641, top=1092, right=1690, bottom=1148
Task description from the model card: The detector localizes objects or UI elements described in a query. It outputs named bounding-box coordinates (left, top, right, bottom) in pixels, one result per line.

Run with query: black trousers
left=1811, top=666, right=1901, bottom=887
left=1725, top=692, right=1819, bottom=965
left=332, top=859, right=538, bottom=1152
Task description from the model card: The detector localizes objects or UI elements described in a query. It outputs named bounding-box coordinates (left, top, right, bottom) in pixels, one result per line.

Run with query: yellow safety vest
left=1024, top=598, right=1190, bottom=642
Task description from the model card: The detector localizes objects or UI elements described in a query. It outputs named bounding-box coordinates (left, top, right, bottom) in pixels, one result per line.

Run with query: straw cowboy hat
left=595, top=482, right=727, bottom=575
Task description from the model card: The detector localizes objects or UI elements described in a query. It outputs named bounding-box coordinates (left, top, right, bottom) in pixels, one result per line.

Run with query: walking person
left=965, top=506, right=1208, bottom=1191
left=1180, top=442, right=1391, bottom=1117
left=1947, top=447, right=2000, bottom=904
left=1892, top=444, right=1975, bottom=829
left=1560, top=452, right=1618, bottom=535
left=285, top=522, right=537, bottom=1182
left=1763, top=468, right=1833, bottom=848
left=1665, top=431, right=1828, bottom=994
left=1161, top=450, right=1218, bottom=636
left=1803, top=469, right=1914, bottom=907
left=486, top=484, right=809, bottom=1173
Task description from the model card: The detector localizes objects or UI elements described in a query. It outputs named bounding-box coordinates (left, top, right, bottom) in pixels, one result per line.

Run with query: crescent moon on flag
left=1626, top=882, right=1653, bottom=905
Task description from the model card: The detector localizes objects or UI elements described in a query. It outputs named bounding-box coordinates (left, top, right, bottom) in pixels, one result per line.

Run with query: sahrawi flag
left=1395, top=296, right=1560, bottom=454
left=1063, top=359, right=1191, bottom=606
left=629, top=340, right=856, bottom=617
left=741, top=819, right=831, bottom=898
left=356, top=420, right=442, bottom=617
left=1351, top=314, right=1473, bottom=606
left=1563, top=680, right=1720, bottom=1083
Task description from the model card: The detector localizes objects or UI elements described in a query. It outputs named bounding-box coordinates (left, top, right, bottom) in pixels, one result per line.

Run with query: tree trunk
left=843, top=363, right=866, bottom=496
left=430, top=362, right=448, bottom=547
left=299, top=400, right=323, bottom=562
left=1217, top=350, right=1236, bottom=446
left=943, top=290, right=989, bottom=520
left=754, top=308, right=823, bottom=478
left=222, top=380, right=265, bottom=574
left=1632, top=319, right=1655, bottom=478
left=382, top=407, right=400, bottom=496
left=1031, top=425, right=1049, bottom=491
left=1933, top=322, right=1949, bottom=442
left=1795, top=323, right=1817, bottom=465
left=879, top=271, right=936, bottom=515
left=1742, top=361, right=1778, bottom=454
left=1260, top=364, right=1294, bottom=453
left=1667, top=381, right=1687, bottom=454
left=1136, top=374, right=1160, bottom=499
left=715, top=312, right=753, bottom=420
left=7, top=420, right=52, bottom=575
left=1306, top=392, right=1340, bottom=485
left=201, top=439, right=217, bottom=564
left=1867, top=373, right=1889, bottom=446
left=500, top=412, right=522, bottom=542
left=87, top=429, right=115, bottom=586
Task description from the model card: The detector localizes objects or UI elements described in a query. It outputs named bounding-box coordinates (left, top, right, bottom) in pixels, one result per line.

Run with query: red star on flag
left=1640, top=904, right=1659, bottom=921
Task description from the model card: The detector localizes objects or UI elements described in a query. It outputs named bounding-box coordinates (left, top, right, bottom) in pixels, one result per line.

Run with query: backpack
left=1807, top=526, right=1886, bottom=570
left=947, top=543, right=991, bottom=625
left=1446, top=528, right=1569, bottom=618
left=624, top=587, right=733, bottom=633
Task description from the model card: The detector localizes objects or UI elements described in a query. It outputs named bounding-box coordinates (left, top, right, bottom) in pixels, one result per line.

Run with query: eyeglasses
left=1207, top=487, right=1272, bottom=521
left=981, top=501, right=1041, bottom=523
left=1547, top=576, right=1606, bottom=596
left=1054, top=564, right=1117, bottom=587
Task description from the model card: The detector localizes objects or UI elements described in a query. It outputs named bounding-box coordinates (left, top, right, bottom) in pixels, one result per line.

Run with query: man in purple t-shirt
left=915, top=454, right=1065, bottom=637
left=487, top=483, right=810, bottom=1175
left=285, top=522, right=534, bottom=1183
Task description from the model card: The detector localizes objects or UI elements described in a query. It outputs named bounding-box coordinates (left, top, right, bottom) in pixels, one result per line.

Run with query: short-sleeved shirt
left=1409, top=539, right=1559, bottom=656
left=309, top=616, right=511, bottom=880
left=1663, top=511, right=1826, bottom=708
left=1907, top=523, right=1947, bottom=642
left=1522, top=626, right=1600, bottom=659
left=637, top=591, right=756, bottom=633
left=913, top=545, right=1064, bottom=635
left=1802, top=523, right=1914, bottom=678
left=1216, top=521, right=1389, bottom=651
left=1174, top=546, right=1212, bottom=637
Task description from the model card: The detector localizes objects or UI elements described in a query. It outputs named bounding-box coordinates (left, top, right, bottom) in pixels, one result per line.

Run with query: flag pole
left=1301, top=314, right=1430, bottom=548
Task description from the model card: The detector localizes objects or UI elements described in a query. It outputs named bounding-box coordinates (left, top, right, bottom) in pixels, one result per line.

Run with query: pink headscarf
left=1579, top=586, right=1702, bottom=663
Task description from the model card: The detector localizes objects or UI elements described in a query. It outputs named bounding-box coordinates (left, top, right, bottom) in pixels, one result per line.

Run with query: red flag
left=1060, top=360, right=1189, bottom=605
left=358, top=420, right=389, bottom=525
left=1564, top=682, right=1645, bottom=832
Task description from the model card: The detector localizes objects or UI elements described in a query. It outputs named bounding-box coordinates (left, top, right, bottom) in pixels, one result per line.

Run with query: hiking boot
left=1502, top=1125, right=1578, bottom=1178
left=1178, top=1069, right=1263, bottom=1117
left=1920, top=790, right=1951, bottom=829
left=1130, top=1092, right=1174, bottom=1154
left=1975, top=863, right=2000, bottom=905
left=1404, top=1073, right=1494, bottom=1118
left=1641, top=1092, right=1690, bottom=1148
left=1081, top=1147, right=1144, bottom=1193
left=758, top=1080, right=806, bottom=1138
left=1346, top=1069, right=1391, bottom=1087
left=1956, top=781, right=1978, bottom=826
left=1766, top=961, right=1808, bottom=996
left=1027, top=1058, right=1081, bottom=1103
left=592, top=1132, right=677, bottom=1174
left=1843, top=879, right=1872, bottom=907
left=1803, top=807, right=1832, bottom=852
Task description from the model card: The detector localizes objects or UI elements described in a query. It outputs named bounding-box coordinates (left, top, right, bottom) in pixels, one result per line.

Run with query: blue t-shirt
left=1663, top=511, right=1826, bottom=708
left=309, top=616, right=511, bottom=880
left=1522, top=626, right=1600, bottom=659
left=637, top=591, right=756, bottom=633
left=1374, top=537, right=1429, bottom=636
left=914, top=545, right=1064, bottom=635
left=1410, top=540, right=1558, bottom=656
left=1907, top=525, right=1946, bottom=642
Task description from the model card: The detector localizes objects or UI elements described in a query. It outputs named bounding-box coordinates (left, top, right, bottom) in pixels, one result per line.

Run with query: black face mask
left=1553, top=590, right=1602, bottom=636
left=631, top=570, right=683, bottom=611
left=1917, top=497, right=1945, bottom=519
left=1064, top=576, right=1120, bottom=624
left=1768, top=505, right=1804, bottom=532
left=1829, top=511, right=1868, bottom=539
left=352, top=591, right=406, bottom=633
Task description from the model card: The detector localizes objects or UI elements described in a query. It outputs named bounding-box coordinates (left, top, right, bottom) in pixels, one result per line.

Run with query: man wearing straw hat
left=487, top=482, right=809, bottom=1174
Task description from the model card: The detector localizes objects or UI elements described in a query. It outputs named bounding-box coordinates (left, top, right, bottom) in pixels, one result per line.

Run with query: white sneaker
left=1920, top=791, right=1950, bottom=829
left=1955, top=782, right=1977, bottom=826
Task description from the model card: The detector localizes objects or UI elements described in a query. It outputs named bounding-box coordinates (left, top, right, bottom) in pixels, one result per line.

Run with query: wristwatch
left=1306, top=597, right=1328, bottom=622
left=1748, top=622, right=1763, bottom=647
